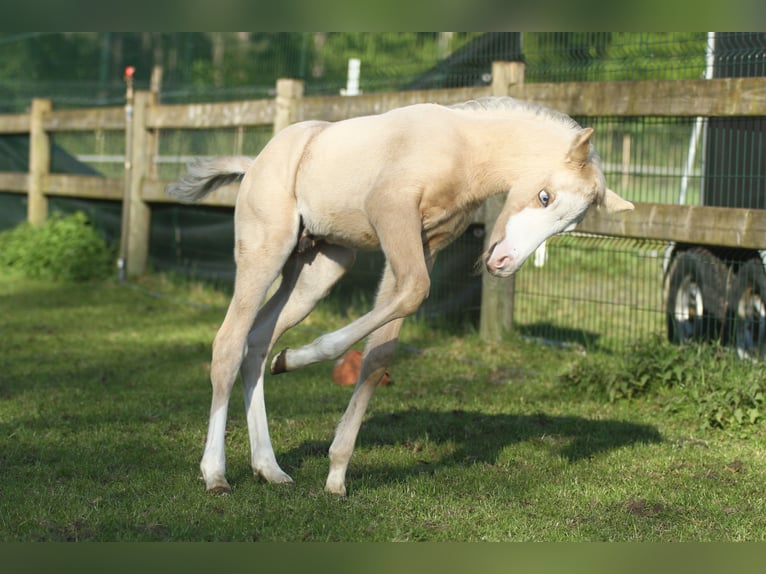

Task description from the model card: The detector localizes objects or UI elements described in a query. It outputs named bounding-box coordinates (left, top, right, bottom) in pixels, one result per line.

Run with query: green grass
left=2, top=271, right=766, bottom=541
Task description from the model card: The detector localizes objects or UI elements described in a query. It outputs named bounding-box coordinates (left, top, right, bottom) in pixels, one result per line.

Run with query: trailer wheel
left=666, top=247, right=729, bottom=344
left=728, top=258, right=766, bottom=360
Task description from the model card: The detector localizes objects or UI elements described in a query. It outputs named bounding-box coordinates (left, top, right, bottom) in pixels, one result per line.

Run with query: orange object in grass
left=332, top=350, right=391, bottom=386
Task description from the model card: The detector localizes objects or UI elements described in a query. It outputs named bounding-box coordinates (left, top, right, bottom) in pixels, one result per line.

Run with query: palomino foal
left=166, top=97, right=633, bottom=496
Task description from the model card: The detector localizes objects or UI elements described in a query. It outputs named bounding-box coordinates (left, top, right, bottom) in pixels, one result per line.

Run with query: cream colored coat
left=167, top=97, right=633, bottom=497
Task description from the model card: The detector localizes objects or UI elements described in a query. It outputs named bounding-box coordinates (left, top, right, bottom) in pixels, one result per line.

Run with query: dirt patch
left=625, top=498, right=666, bottom=518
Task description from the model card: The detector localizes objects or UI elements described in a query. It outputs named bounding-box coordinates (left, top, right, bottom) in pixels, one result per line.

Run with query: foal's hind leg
left=200, top=209, right=300, bottom=493
left=240, top=244, right=355, bottom=484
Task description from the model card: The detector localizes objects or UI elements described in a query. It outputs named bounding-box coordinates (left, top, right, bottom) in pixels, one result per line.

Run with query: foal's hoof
left=207, top=484, right=231, bottom=496
left=324, top=481, right=347, bottom=497
left=255, top=466, right=294, bottom=485
left=324, top=485, right=347, bottom=497
left=270, top=349, right=289, bottom=374
left=201, top=467, right=232, bottom=494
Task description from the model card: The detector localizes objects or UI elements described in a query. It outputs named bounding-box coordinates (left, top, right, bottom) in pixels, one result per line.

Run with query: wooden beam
left=577, top=202, right=766, bottom=250
left=519, top=77, right=766, bottom=117
left=479, top=62, right=524, bottom=342
left=4, top=78, right=766, bottom=138
left=479, top=194, right=515, bottom=341
left=146, top=99, right=275, bottom=129
left=142, top=179, right=238, bottom=207
left=296, top=86, right=492, bottom=123
left=124, top=92, right=153, bottom=277
left=0, top=113, right=30, bottom=134
left=46, top=175, right=123, bottom=200
left=28, top=99, right=51, bottom=225
left=274, top=79, right=304, bottom=133
left=42, top=106, right=124, bottom=131
left=0, top=172, right=29, bottom=192
left=247, top=78, right=766, bottom=126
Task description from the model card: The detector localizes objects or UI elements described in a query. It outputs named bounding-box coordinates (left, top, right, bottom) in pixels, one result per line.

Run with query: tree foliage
left=0, top=32, right=482, bottom=110
left=0, top=32, right=712, bottom=113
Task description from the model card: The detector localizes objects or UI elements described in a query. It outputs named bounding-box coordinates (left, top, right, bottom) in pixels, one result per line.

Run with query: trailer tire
left=728, top=257, right=766, bottom=360
left=666, top=247, right=729, bottom=344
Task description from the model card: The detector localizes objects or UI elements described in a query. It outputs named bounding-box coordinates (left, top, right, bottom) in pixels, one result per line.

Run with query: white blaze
left=486, top=191, right=590, bottom=277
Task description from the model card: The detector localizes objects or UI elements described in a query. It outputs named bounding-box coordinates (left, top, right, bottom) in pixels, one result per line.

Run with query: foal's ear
left=602, top=188, right=635, bottom=213
left=566, top=127, right=594, bottom=167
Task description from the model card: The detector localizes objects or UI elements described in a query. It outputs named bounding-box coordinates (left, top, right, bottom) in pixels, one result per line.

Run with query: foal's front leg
left=324, top=239, right=436, bottom=495
left=325, top=315, right=404, bottom=495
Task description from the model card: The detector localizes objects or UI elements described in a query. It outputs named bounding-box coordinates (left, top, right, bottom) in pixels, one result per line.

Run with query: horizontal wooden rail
left=296, top=86, right=492, bottom=122
left=46, top=174, right=123, bottom=200
left=146, top=99, right=275, bottom=129
left=141, top=179, right=239, bottom=207
left=2, top=78, right=766, bottom=137
left=0, top=113, right=31, bottom=134
left=578, top=202, right=766, bottom=250
left=128, top=176, right=766, bottom=252
left=520, top=77, right=766, bottom=117
left=294, top=78, right=766, bottom=122
left=8, top=170, right=764, bottom=252
left=42, top=106, right=124, bottom=131
left=0, top=172, right=28, bottom=192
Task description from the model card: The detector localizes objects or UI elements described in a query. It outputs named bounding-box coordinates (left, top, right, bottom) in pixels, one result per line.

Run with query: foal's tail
left=165, top=156, right=254, bottom=203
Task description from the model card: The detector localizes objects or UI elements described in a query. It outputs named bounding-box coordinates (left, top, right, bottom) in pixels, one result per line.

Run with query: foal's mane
left=450, top=96, right=581, bottom=133
left=452, top=96, right=604, bottom=170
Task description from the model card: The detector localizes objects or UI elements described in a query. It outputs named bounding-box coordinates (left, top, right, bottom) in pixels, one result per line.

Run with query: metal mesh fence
left=523, top=32, right=708, bottom=82
left=1, top=32, right=765, bottom=351
left=513, top=235, right=667, bottom=350
left=514, top=32, right=765, bottom=349
left=586, top=116, right=705, bottom=206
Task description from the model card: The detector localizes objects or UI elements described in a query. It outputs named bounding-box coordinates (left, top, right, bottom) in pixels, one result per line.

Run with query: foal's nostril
left=488, top=255, right=509, bottom=271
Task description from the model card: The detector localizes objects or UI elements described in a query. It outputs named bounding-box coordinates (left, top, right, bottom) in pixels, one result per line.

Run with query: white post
left=678, top=32, right=715, bottom=206
left=340, top=58, right=361, bottom=96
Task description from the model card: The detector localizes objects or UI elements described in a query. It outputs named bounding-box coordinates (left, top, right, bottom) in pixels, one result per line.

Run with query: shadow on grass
left=284, top=408, right=662, bottom=490
left=515, top=322, right=602, bottom=350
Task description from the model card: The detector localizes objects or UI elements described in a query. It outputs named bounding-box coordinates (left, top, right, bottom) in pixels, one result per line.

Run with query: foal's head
left=483, top=125, right=633, bottom=277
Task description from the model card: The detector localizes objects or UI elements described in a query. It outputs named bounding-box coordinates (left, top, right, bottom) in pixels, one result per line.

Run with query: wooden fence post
left=274, top=78, right=304, bottom=134
left=479, top=62, right=526, bottom=341
left=266, top=78, right=304, bottom=297
left=28, top=98, right=52, bottom=225
left=622, top=132, right=632, bottom=190
left=123, top=90, right=155, bottom=277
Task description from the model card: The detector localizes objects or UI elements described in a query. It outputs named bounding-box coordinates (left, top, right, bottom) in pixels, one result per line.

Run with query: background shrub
left=560, top=335, right=766, bottom=430
left=0, top=212, right=113, bottom=282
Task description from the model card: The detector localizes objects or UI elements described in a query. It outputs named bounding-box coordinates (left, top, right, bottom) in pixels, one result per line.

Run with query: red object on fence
left=124, top=65, right=135, bottom=78
left=332, top=350, right=391, bottom=386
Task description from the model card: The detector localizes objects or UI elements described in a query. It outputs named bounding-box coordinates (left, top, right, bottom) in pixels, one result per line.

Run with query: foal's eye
left=538, top=190, right=550, bottom=207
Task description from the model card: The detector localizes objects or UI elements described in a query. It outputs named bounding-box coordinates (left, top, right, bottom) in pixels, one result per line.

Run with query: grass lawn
left=1, top=271, right=766, bottom=541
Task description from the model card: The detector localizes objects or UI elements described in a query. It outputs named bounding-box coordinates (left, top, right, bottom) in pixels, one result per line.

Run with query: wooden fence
left=2, top=62, right=766, bottom=340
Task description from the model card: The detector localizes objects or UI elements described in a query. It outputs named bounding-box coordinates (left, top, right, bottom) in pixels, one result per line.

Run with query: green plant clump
left=0, top=212, right=113, bottom=282
left=560, top=335, right=766, bottom=430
